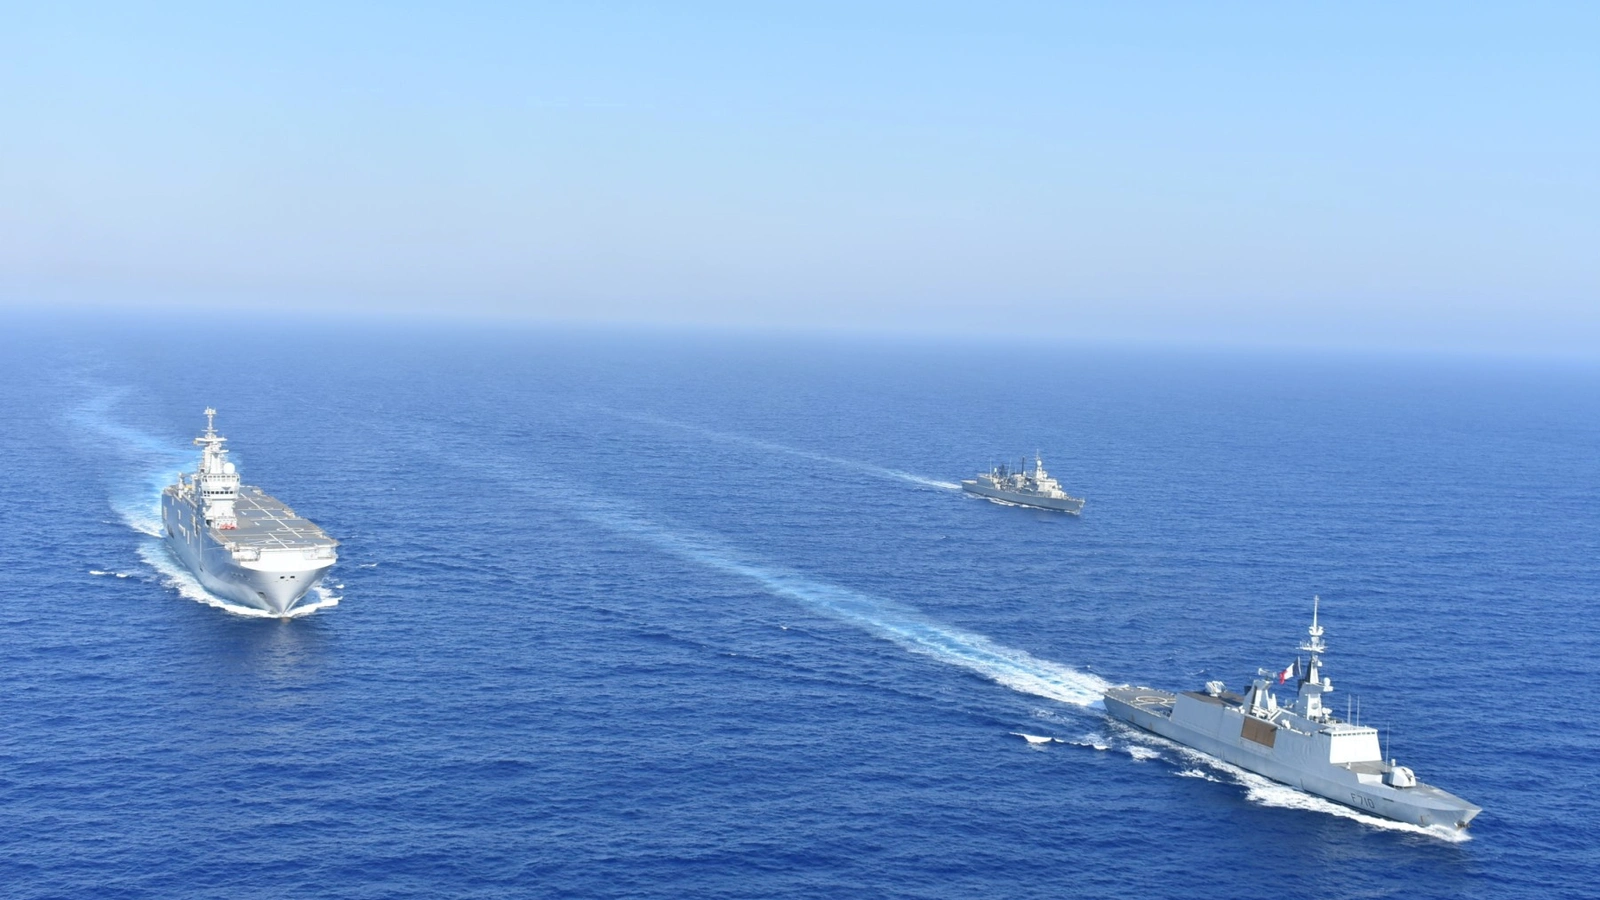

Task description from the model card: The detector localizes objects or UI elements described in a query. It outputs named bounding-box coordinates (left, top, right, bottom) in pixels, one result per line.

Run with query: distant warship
left=161, top=409, right=338, bottom=615
left=961, top=454, right=1085, bottom=513
left=1103, top=599, right=1481, bottom=829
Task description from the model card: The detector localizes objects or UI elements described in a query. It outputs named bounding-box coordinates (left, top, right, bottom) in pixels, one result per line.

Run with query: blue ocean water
left=2, top=318, right=1597, bottom=898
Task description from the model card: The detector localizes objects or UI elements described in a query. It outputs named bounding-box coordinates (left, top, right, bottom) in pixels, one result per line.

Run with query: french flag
left=1277, top=660, right=1298, bottom=685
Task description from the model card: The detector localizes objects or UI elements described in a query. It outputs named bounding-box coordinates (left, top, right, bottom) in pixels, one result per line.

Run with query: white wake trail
left=68, top=393, right=191, bottom=537
left=436, top=444, right=1094, bottom=704
left=582, top=507, right=1106, bottom=707
left=603, top=408, right=962, bottom=491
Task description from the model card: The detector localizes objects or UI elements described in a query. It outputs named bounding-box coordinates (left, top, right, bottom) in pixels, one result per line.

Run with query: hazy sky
left=4, top=2, right=1597, bottom=354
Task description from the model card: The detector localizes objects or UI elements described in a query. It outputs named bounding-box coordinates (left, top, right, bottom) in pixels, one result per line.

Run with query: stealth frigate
left=961, top=454, right=1085, bottom=513
left=1103, top=598, right=1480, bottom=829
left=161, top=409, right=338, bottom=616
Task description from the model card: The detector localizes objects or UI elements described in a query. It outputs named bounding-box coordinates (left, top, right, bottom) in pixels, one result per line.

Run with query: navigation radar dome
left=224, top=462, right=236, bottom=474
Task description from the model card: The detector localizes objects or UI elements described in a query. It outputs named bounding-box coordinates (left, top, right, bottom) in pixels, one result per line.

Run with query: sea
left=1, top=316, right=1596, bottom=899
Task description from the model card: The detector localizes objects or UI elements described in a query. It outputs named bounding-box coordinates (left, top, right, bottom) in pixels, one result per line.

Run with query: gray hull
left=1104, top=687, right=1480, bottom=829
left=961, top=481, right=1086, bottom=513
left=162, top=486, right=335, bottom=615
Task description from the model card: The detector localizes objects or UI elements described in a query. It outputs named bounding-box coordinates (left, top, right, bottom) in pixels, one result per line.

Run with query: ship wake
left=424, top=438, right=1102, bottom=705
left=70, top=391, right=192, bottom=537
left=577, top=504, right=1106, bottom=707
left=601, top=408, right=961, bottom=491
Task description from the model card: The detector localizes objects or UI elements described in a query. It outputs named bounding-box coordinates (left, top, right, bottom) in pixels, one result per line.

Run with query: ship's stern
left=1104, top=687, right=1178, bottom=732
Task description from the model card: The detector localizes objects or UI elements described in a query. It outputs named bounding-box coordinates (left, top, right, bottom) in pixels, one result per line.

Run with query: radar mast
left=192, top=407, right=239, bottom=529
left=1290, top=595, right=1334, bottom=721
left=1300, top=594, right=1326, bottom=685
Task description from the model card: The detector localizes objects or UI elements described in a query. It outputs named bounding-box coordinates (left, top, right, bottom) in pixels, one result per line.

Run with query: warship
left=161, top=409, right=338, bottom=616
left=1103, top=598, right=1480, bottom=829
left=961, top=454, right=1085, bottom=513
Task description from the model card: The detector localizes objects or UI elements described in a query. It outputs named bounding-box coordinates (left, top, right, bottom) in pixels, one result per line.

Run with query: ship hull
left=161, top=490, right=333, bottom=615
left=1104, top=688, right=1479, bottom=829
left=960, top=481, right=1085, bottom=513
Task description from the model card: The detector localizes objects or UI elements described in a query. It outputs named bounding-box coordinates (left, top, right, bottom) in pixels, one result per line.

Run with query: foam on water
left=453, top=449, right=1116, bottom=744
left=290, top=585, right=342, bottom=617
left=398, top=407, right=1038, bottom=676
left=1068, top=733, right=1112, bottom=751
left=604, top=408, right=962, bottom=491
left=68, top=391, right=191, bottom=537
left=573, top=502, right=1107, bottom=706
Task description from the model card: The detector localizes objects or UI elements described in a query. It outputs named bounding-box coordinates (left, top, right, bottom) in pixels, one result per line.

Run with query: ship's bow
left=243, top=557, right=335, bottom=616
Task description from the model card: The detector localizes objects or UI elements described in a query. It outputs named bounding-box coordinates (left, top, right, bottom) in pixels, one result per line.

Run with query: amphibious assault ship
left=961, top=454, right=1085, bottom=514
left=161, top=409, right=337, bottom=615
left=1103, top=599, right=1480, bottom=829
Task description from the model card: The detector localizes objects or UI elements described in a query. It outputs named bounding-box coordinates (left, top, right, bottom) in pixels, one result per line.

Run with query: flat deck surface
left=1106, top=687, right=1178, bottom=709
left=214, top=486, right=335, bottom=550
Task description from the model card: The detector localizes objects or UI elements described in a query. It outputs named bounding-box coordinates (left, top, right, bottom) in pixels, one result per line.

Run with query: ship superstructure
left=1103, top=598, right=1480, bottom=829
left=960, top=454, right=1085, bottom=514
left=160, top=409, right=337, bottom=615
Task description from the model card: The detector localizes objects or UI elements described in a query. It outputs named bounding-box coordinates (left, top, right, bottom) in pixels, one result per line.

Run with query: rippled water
left=2, top=319, right=1596, bottom=898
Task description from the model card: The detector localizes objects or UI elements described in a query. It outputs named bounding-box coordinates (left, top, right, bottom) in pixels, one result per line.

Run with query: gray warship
left=161, top=409, right=338, bottom=616
left=1103, top=599, right=1480, bottom=829
left=961, top=454, right=1085, bottom=513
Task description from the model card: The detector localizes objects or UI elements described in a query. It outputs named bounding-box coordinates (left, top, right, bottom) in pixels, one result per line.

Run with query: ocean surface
left=2, top=317, right=1597, bottom=899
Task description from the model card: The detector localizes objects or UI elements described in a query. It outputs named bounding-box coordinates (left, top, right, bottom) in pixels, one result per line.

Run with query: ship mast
left=1289, top=595, right=1334, bottom=721
left=1300, top=594, right=1326, bottom=685
left=195, top=407, right=226, bottom=459
left=193, top=407, right=240, bottom=530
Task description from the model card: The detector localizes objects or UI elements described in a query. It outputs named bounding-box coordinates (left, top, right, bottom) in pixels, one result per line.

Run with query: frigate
left=1103, top=598, right=1480, bottom=829
left=960, top=454, right=1085, bottom=513
left=161, top=409, right=338, bottom=616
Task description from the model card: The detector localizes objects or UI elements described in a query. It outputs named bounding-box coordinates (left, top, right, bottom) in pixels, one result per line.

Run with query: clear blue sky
left=3, top=2, right=1596, bottom=354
